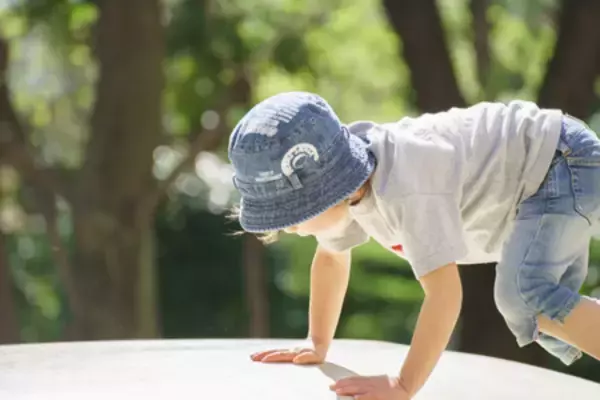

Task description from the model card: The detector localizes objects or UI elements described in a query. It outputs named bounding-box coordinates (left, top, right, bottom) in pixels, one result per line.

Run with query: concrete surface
left=0, top=339, right=599, bottom=399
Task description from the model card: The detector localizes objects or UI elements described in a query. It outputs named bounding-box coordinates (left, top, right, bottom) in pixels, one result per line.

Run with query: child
left=228, top=91, right=600, bottom=399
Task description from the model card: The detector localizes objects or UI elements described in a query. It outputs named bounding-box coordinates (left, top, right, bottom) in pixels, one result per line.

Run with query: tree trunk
left=537, top=0, right=600, bottom=119
left=382, top=0, right=547, bottom=365
left=243, top=235, right=270, bottom=337
left=0, top=230, right=19, bottom=343
left=69, top=213, right=155, bottom=338
left=382, top=0, right=465, bottom=111
left=67, top=0, right=165, bottom=339
left=470, top=0, right=492, bottom=98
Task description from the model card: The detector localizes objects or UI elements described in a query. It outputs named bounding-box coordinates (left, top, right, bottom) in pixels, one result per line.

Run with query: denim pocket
left=566, top=158, right=600, bottom=224
left=529, top=152, right=561, bottom=201
left=562, top=127, right=600, bottom=223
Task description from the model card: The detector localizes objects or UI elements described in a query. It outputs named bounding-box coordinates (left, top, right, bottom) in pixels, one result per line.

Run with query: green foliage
left=155, top=201, right=247, bottom=338
left=271, top=35, right=310, bottom=74
left=166, top=0, right=250, bottom=135
left=1, top=0, right=600, bottom=383
left=5, top=233, right=65, bottom=342
left=438, top=0, right=558, bottom=103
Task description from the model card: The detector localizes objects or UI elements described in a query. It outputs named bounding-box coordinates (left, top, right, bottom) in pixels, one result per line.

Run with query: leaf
left=1, top=14, right=26, bottom=38
left=272, top=34, right=309, bottom=74
left=69, top=3, right=98, bottom=33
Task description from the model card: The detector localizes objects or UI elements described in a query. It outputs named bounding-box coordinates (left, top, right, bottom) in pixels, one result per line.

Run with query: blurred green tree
left=0, top=0, right=169, bottom=339
left=0, top=229, right=18, bottom=343
left=0, top=0, right=331, bottom=340
left=0, top=0, right=597, bottom=382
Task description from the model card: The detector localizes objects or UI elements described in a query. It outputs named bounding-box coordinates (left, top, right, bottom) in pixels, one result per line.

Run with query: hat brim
left=239, top=133, right=375, bottom=233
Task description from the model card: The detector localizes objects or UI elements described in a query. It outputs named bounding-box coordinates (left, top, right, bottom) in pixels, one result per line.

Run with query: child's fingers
left=260, top=351, right=297, bottom=363
left=292, top=351, right=321, bottom=364
left=334, top=386, right=364, bottom=396
left=250, top=347, right=320, bottom=363
left=250, top=349, right=285, bottom=361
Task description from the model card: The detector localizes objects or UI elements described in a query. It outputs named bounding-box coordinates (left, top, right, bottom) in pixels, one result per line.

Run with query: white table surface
left=0, top=339, right=599, bottom=399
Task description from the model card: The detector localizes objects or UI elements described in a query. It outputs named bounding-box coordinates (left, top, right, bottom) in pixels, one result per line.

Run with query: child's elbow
left=420, top=262, right=463, bottom=303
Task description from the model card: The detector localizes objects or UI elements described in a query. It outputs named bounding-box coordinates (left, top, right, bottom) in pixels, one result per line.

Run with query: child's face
left=283, top=182, right=369, bottom=237
left=284, top=201, right=351, bottom=237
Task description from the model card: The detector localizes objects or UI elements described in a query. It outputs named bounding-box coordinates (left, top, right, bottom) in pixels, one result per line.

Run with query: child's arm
left=399, top=262, right=462, bottom=397
left=308, top=245, right=352, bottom=356
left=250, top=244, right=350, bottom=364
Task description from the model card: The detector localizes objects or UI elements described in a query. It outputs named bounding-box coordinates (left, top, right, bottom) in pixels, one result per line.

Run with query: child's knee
left=494, top=267, right=580, bottom=325
left=493, top=272, right=528, bottom=326
left=493, top=275, right=515, bottom=317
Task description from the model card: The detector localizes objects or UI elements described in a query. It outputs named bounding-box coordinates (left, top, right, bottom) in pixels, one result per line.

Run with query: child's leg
left=495, top=212, right=589, bottom=365
left=536, top=244, right=600, bottom=359
left=536, top=116, right=600, bottom=361
left=495, top=115, right=600, bottom=365
left=538, top=296, right=600, bottom=360
left=534, top=248, right=591, bottom=364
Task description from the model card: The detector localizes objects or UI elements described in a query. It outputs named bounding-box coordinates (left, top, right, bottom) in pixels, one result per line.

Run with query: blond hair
left=227, top=204, right=281, bottom=245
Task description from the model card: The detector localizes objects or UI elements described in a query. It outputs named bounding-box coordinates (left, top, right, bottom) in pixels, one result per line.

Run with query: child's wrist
left=313, top=342, right=329, bottom=357
left=394, top=376, right=414, bottom=398
left=306, top=335, right=330, bottom=355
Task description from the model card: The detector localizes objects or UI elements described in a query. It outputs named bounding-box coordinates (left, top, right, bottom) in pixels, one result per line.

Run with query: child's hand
left=330, top=375, right=411, bottom=400
left=250, top=346, right=325, bottom=364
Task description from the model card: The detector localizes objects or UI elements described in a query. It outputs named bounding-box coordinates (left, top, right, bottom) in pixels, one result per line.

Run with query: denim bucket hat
left=228, top=92, right=376, bottom=233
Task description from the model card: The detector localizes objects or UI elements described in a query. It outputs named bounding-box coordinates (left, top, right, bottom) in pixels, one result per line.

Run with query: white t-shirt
left=316, top=101, right=563, bottom=278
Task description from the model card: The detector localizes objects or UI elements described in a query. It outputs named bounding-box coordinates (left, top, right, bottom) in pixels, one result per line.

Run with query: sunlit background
left=0, top=0, right=599, bottom=384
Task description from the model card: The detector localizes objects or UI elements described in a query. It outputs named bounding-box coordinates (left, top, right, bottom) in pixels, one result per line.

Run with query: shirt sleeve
left=399, top=194, right=468, bottom=278
left=316, top=219, right=370, bottom=253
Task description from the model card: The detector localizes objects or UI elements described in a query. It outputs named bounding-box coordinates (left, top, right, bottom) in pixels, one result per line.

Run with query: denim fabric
left=228, top=92, right=375, bottom=232
left=494, top=115, right=600, bottom=365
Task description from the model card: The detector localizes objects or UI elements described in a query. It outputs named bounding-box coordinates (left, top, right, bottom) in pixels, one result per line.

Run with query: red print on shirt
left=391, top=244, right=404, bottom=254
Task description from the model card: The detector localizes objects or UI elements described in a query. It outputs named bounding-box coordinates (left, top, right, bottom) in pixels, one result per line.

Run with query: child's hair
left=226, top=204, right=281, bottom=245
left=227, top=179, right=372, bottom=245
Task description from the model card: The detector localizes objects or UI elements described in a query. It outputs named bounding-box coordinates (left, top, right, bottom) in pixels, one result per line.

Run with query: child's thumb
left=293, top=351, right=321, bottom=365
